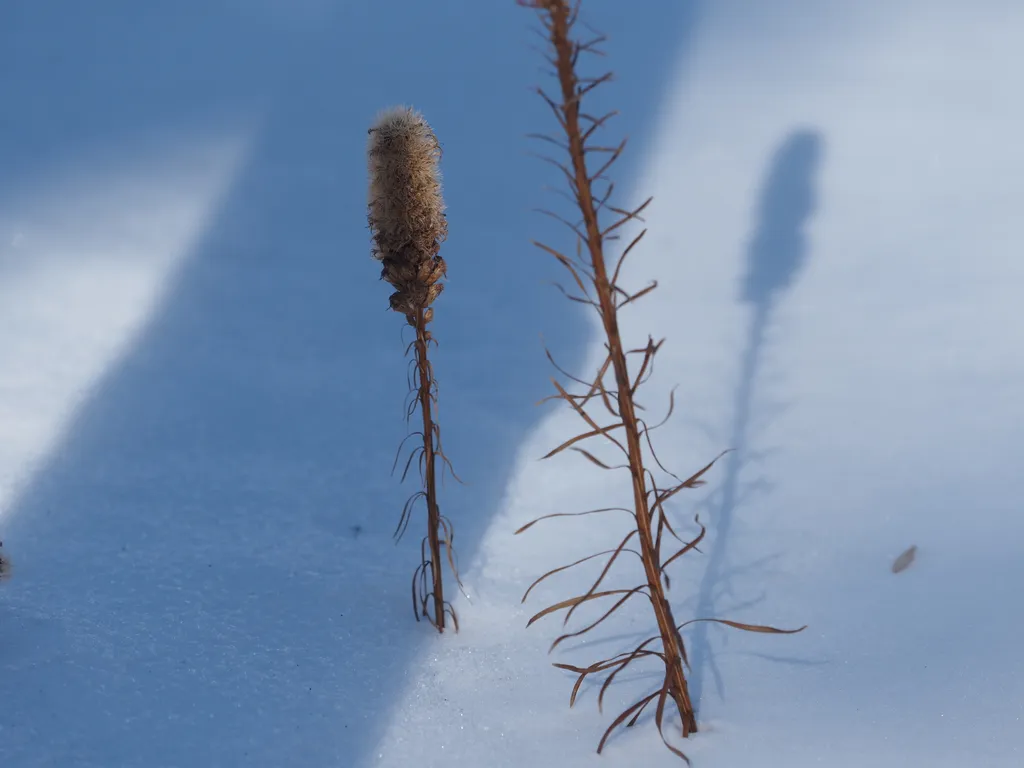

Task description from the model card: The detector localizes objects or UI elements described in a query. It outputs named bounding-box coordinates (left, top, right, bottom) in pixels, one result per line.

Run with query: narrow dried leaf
left=677, top=618, right=808, bottom=635
left=521, top=546, right=640, bottom=603
left=526, top=589, right=638, bottom=628
left=597, top=645, right=662, bottom=712
left=655, top=451, right=730, bottom=508
left=532, top=240, right=590, bottom=297
left=550, top=378, right=628, bottom=456
left=618, top=280, right=658, bottom=309
left=558, top=654, right=637, bottom=708
left=892, top=545, right=917, bottom=574
left=660, top=519, right=707, bottom=571
left=514, top=506, right=633, bottom=535
left=550, top=585, right=647, bottom=651
left=565, top=529, right=638, bottom=625
left=598, top=692, right=658, bottom=754
left=544, top=345, right=593, bottom=388
left=541, top=421, right=624, bottom=459
left=625, top=693, right=655, bottom=727
left=611, top=228, right=646, bottom=287
left=601, top=195, right=653, bottom=238
left=628, top=337, right=660, bottom=394
left=570, top=446, right=621, bottom=469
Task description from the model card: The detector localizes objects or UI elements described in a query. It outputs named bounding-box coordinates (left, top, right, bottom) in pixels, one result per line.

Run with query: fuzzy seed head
left=367, top=106, right=448, bottom=323
left=367, top=106, right=447, bottom=263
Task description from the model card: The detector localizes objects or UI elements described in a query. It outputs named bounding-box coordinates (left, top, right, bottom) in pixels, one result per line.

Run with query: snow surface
left=2, top=1, right=1022, bottom=767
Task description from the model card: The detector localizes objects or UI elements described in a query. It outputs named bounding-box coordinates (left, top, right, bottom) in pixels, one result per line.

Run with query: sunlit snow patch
left=0, top=131, right=251, bottom=520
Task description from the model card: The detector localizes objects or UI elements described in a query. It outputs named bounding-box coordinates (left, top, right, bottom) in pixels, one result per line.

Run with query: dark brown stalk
left=539, top=0, right=696, bottom=737
left=516, top=0, right=805, bottom=760
left=413, top=307, right=446, bottom=630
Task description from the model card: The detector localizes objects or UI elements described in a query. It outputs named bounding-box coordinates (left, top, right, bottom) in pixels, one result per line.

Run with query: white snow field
left=2, top=1, right=1022, bottom=767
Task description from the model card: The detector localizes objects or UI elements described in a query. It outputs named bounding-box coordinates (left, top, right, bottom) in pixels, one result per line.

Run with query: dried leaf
left=570, top=446, right=623, bottom=469
left=550, top=585, right=647, bottom=651
left=521, top=545, right=640, bottom=603
left=526, top=589, right=638, bottom=628
left=892, top=545, right=917, bottom=574
left=513, top=506, right=633, bottom=535
left=597, top=692, right=659, bottom=754
left=678, top=618, right=808, bottom=635
left=541, top=421, right=624, bottom=459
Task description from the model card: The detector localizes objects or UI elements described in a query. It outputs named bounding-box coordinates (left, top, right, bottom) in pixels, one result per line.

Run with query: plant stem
left=545, top=0, right=697, bottom=733
left=414, top=307, right=446, bottom=632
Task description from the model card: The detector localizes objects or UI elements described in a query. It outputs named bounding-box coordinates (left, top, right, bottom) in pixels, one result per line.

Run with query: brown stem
left=545, top=1, right=697, bottom=734
left=414, top=307, right=446, bottom=632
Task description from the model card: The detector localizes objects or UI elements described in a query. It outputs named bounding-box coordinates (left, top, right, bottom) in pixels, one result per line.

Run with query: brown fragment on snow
left=891, top=545, right=917, bottom=574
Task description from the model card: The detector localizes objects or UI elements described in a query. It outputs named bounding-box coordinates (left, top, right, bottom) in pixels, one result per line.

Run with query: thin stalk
left=367, top=106, right=458, bottom=632
left=544, top=1, right=696, bottom=734
left=517, top=5, right=805, bottom=758
left=414, top=307, right=446, bottom=632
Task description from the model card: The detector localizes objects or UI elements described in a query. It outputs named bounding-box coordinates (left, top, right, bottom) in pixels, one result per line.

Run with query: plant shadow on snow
left=0, top=1, right=695, bottom=766
left=686, top=128, right=825, bottom=714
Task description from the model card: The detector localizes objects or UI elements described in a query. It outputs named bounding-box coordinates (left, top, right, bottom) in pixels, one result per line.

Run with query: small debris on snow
left=892, top=545, right=918, bottom=574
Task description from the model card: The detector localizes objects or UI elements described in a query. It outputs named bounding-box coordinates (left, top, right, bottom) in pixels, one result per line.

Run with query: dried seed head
left=367, top=106, right=447, bottom=262
left=367, top=106, right=448, bottom=322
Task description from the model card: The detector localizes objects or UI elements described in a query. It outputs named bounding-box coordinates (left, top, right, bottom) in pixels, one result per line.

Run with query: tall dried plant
left=515, top=1, right=805, bottom=760
left=367, top=106, right=460, bottom=633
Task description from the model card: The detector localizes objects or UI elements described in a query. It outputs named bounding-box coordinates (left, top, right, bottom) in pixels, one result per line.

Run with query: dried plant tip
left=368, top=106, right=449, bottom=318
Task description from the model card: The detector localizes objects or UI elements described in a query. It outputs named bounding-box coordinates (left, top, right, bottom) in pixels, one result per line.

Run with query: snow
left=2, top=1, right=1022, bottom=766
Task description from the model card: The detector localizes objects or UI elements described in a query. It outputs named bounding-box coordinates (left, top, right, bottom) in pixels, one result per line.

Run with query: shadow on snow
left=687, top=128, right=824, bottom=712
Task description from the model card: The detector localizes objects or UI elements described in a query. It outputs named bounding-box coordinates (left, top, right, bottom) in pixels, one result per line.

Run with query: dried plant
left=515, top=0, right=805, bottom=760
left=367, top=106, right=461, bottom=632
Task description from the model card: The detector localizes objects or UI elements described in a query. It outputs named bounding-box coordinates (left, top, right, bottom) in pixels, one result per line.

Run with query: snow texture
left=1, top=1, right=1021, bottom=767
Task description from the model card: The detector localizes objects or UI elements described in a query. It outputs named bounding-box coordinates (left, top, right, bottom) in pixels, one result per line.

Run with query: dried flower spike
left=367, top=106, right=460, bottom=632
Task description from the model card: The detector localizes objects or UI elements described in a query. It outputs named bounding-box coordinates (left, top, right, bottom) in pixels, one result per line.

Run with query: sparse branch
left=517, top=0, right=805, bottom=760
